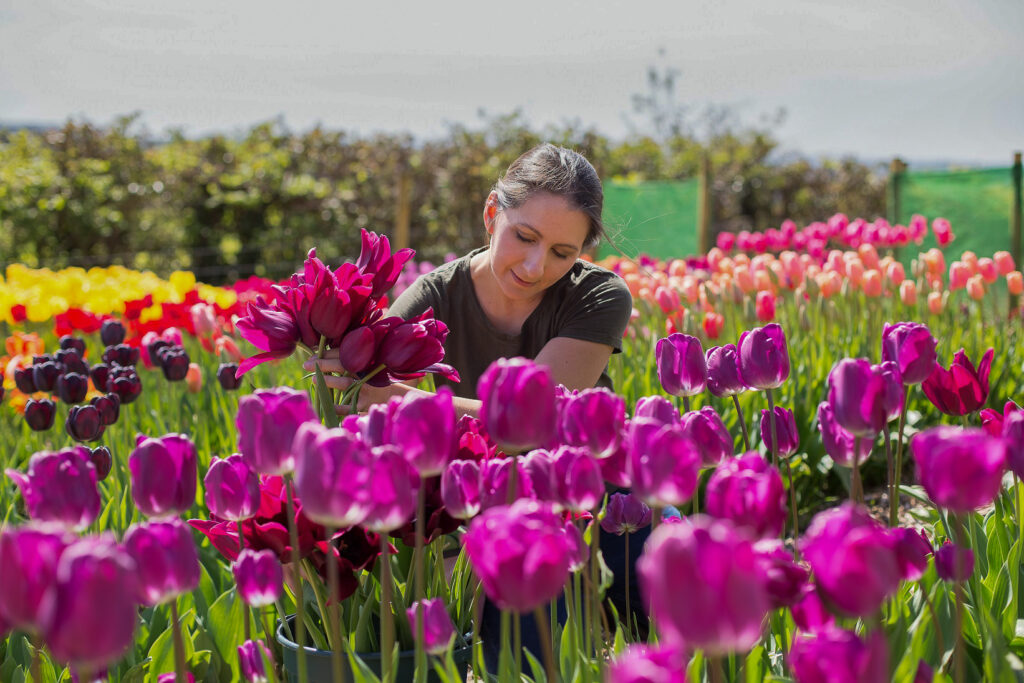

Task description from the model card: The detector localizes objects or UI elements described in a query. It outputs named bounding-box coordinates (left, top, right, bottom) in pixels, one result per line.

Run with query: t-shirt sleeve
left=386, top=274, right=443, bottom=321
left=556, top=273, right=633, bottom=353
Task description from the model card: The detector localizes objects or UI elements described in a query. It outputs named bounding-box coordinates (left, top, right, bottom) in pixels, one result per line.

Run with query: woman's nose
left=521, top=249, right=544, bottom=278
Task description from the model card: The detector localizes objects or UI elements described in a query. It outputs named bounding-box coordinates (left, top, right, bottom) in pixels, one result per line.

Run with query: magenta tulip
left=881, top=322, right=938, bottom=385
left=375, top=309, right=459, bottom=384
left=560, top=387, right=625, bottom=457
left=0, top=523, right=75, bottom=632
left=888, top=527, right=932, bottom=582
left=406, top=598, right=457, bottom=655
left=705, top=452, right=787, bottom=539
left=934, top=542, right=975, bottom=583
left=204, top=455, right=261, bottom=522
left=235, top=296, right=300, bottom=376
left=232, top=549, right=284, bottom=608
left=981, top=400, right=1022, bottom=437
left=790, top=628, right=889, bottom=683
left=705, top=344, right=747, bottom=397
left=463, top=500, right=573, bottom=613
left=827, top=358, right=894, bottom=437
left=441, top=459, right=482, bottom=520
left=753, top=539, right=809, bottom=609
left=387, top=386, right=456, bottom=476
left=6, top=447, right=100, bottom=531
left=816, top=402, right=871, bottom=467
left=600, top=493, right=652, bottom=535
left=633, top=395, right=679, bottom=425
left=790, top=585, right=834, bottom=633
left=921, top=347, right=994, bottom=416
left=1004, top=411, right=1024, bottom=478
left=236, top=387, right=317, bottom=475
left=129, top=433, right=198, bottom=518
left=479, top=457, right=534, bottom=510
left=356, top=228, right=415, bottom=299
left=123, top=518, right=201, bottom=606
left=292, top=422, right=372, bottom=528
left=737, top=323, right=790, bottom=390
left=362, top=445, right=419, bottom=533
left=759, top=406, right=799, bottom=456
left=628, top=418, right=700, bottom=508
left=911, top=426, right=1007, bottom=512
left=599, top=434, right=632, bottom=489
left=656, top=333, right=707, bottom=397
left=238, top=639, right=274, bottom=682
left=550, top=445, right=604, bottom=512
left=478, top=357, right=558, bottom=451
left=607, top=644, right=687, bottom=683
left=638, top=516, right=770, bottom=654
left=681, top=406, right=734, bottom=466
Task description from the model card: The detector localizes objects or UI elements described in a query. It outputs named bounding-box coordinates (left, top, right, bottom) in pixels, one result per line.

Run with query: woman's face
left=484, top=191, right=590, bottom=303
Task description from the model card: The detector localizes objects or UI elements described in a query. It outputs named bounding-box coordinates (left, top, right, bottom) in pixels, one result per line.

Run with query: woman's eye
left=552, top=251, right=570, bottom=260
left=515, top=232, right=533, bottom=244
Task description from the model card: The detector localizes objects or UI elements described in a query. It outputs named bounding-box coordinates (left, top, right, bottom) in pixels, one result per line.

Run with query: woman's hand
left=302, top=358, right=402, bottom=415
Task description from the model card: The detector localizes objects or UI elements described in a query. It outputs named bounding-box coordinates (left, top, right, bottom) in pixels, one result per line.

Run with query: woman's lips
left=511, top=271, right=536, bottom=287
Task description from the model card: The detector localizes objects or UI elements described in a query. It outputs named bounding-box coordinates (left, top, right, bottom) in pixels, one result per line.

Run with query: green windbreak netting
left=598, top=179, right=700, bottom=260
left=897, top=166, right=1015, bottom=264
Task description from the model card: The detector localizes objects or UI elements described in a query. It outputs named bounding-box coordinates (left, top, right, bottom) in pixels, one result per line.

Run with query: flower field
left=1, top=217, right=1023, bottom=683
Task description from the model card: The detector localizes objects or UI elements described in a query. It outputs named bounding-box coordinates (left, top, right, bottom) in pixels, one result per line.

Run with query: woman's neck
left=469, top=250, right=543, bottom=336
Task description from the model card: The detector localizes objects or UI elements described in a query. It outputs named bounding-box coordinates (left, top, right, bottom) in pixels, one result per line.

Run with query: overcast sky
left=2, top=0, right=1022, bottom=165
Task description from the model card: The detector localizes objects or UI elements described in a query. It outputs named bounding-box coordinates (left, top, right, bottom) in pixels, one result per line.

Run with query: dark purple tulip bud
left=921, top=347, right=994, bottom=416
left=680, top=406, right=734, bottom=466
left=377, top=311, right=456, bottom=381
left=1004, top=411, right=1024, bottom=478
left=628, top=418, right=700, bottom=508
left=790, top=629, right=889, bottom=683
left=881, top=322, right=938, bottom=385
left=65, top=405, right=105, bottom=443
left=441, top=459, right=482, bottom=520
left=737, top=323, right=790, bottom=390
left=888, top=527, right=932, bottom=582
left=600, top=492, right=651, bottom=535
left=216, top=363, right=243, bottom=390
left=656, top=333, right=707, bottom=397
left=89, top=446, right=113, bottom=482
left=238, top=640, right=274, bottom=683
left=204, top=454, right=261, bottom=522
left=89, top=362, right=110, bottom=392
left=106, top=365, right=143, bottom=403
left=633, top=395, right=679, bottom=425
left=103, top=343, right=140, bottom=367
left=159, top=346, right=190, bottom=381
left=123, top=518, right=200, bottom=605
left=759, top=406, right=799, bottom=457
left=338, top=325, right=377, bottom=374
left=406, top=598, right=457, bottom=656
left=705, top=344, right=747, bottom=397
left=24, top=399, right=56, bottom=431
left=753, top=539, right=809, bottom=609
left=32, top=361, right=61, bottom=392
left=0, top=522, right=75, bottom=632
left=551, top=445, right=604, bottom=512
left=90, top=392, right=121, bottom=426
left=14, top=366, right=37, bottom=393
left=911, top=426, right=1007, bottom=512
left=816, top=402, right=872, bottom=467
left=478, top=357, right=558, bottom=451
left=232, top=549, right=284, bottom=608
left=560, top=387, right=625, bottom=457
left=146, top=339, right=172, bottom=367
left=5, top=447, right=101, bottom=530
left=56, top=372, right=89, bottom=404
left=58, top=335, right=86, bottom=356
left=706, top=452, right=787, bottom=539
left=934, top=542, right=974, bottom=583
left=237, top=387, right=317, bottom=475
left=827, top=358, right=891, bottom=437
left=100, top=319, right=126, bottom=346
left=55, top=348, right=88, bottom=376
left=387, top=386, right=457, bottom=477
left=43, top=537, right=140, bottom=673
left=129, top=433, right=198, bottom=518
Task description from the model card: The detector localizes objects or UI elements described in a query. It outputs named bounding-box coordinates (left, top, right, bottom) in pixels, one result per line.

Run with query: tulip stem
left=732, top=394, right=751, bottom=451
left=682, top=395, right=691, bottom=413
left=414, top=480, right=427, bottom=683
left=284, top=477, right=309, bottom=683
left=883, top=428, right=895, bottom=527
left=920, top=581, right=946, bottom=670
left=766, top=389, right=779, bottom=468
left=850, top=438, right=863, bottom=504
left=783, top=457, right=799, bottom=539
left=237, top=524, right=252, bottom=642
left=507, top=457, right=520, bottom=504
left=590, top=519, right=604, bottom=678
left=624, top=531, right=632, bottom=642
left=533, top=608, right=557, bottom=683
left=513, top=611, right=523, bottom=680
left=170, top=599, right=189, bottom=683
left=379, top=534, right=395, bottom=683
left=709, top=655, right=725, bottom=683
left=30, top=636, right=42, bottom=683
left=892, top=386, right=911, bottom=526
left=952, top=513, right=967, bottom=683
left=324, top=527, right=346, bottom=683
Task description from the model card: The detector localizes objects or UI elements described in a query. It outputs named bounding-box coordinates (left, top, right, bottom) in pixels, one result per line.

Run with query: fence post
left=394, top=167, right=412, bottom=252
left=697, top=151, right=712, bottom=254
left=1012, top=151, right=1022, bottom=315
left=887, top=157, right=907, bottom=225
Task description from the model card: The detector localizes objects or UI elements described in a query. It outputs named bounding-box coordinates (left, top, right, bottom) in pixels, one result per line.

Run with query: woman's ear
left=483, top=191, right=499, bottom=234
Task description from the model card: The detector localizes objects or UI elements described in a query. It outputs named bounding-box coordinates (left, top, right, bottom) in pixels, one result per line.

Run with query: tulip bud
left=656, top=333, right=707, bottom=397
left=65, top=404, right=106, bottom=443
left=706, top=452, right=786, bottom=538
left=56, top=372, right=89, bottom=404
left=24, top=398, right=57, bottom=431
left=102, top=343, right=139, bottom=367
left=232, top=549, right=284, bottom=608
left=106, top=365, right=143, bottom=404
left=204, top=455, right=261, bottom=522
left=129, top=433, right=198, bottom=518
left=560, top=387, right=625, bottom=457
left=759, top=406, right=799, bottom=457
left=147, top=339, right=173, bottom=367
left=90, top=392, right=121, bottom=426
left=5, top=448, right=101, bottom=530
left=441, top=460, right=482, bottom=520
left=827, top=358, right=894, bottom=436
left=1007, top=270, right=1024, bottom=295
left=217, top=363, right=243, bottom=390
left=753, top=539, right=808, bottom=609
left=292, top=422, right=372, bottom=528
left=911, top=426, right=1006, bottom=512
left=899, top=280, right=917, bottom=306
left=551, top=445, right=604, bottom=512
left=55, top=349, right=88, bottom=376
left=89, top=446, right=113, bottom=482
left=1005, top=411, right=1024, bottom=479
left=32, top=361, right=60, bottom=392
left=790, top=629, right=889, bottom=683
left=704, top=344, right=746, bottom=398
left=633, top=395, right=679, bottom=424
left=184, top=362, right=202, bottom=393
left=478, top=357, right=558, bottom=451
left=14, top=366, right=37, bottom=394
left=737, top=324, right=789, bottom=390
left=479, top=457, right=535, bottom=510
left=100, top=319, right=126, bottom=346
left=238, top=640, right=274, bottom=683
left=407, top=598, right=457, bottom=656
left=237, top=387, right=317, bottom=475
left=628, top=418, right=700, bottom=508
left=0, top=523, right=75, bottom=632
left=159, top=346, right=191, bottom=382
left=889, top=527, right=932, bottom=582
left=934, top=542, right=975, bottom=583
left=600, top=492, right=651, bottom=535
left=680, top=406, right=734, bottom=466
left=387, top=387, right=456, bottom=476
left=123, top=518, right=201, bottom=605
left=89, top=362, right=110, bottom=392
left=362, top=445, right=419, bottom=533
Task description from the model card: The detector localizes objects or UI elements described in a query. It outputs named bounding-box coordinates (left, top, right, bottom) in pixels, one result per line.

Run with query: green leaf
left=202, top=589, right=246, bottom=682
left=314, top=365, right=340, bottom=428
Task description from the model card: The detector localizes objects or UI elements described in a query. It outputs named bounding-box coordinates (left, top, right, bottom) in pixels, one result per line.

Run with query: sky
left=1, top=0, right=1022, bottom=166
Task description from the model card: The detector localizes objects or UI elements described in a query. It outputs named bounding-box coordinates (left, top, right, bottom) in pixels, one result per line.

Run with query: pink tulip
left=816, top=402, right=871, bottom=467
left=0, top=523, right=75, bottom=632
left=292, top=422, right=372, bottom=528
left=826, top=358, right=898, bottom=437
left=362, top=445, right=419, bottom=533
left=238, top=639, right=274, bottom=683
left=479, top=457, right=534, bottom=510
left=607, top=644, right=687, bottom=683
left=949, top=262, right=969, bottom=290
left=889, top=527, right=932, bottom=582
left=680, top=406, right=734, bottom=466
left=129, top=433, right=198, bottom=518
left=934, top=542, right=975, bottom=582
left=911, top=426, right=1006, bottom=512
left=705, top=344, right=747, bottom=398
left=355, top=228, right=415, bottom=300
left=441, top=460, right=482, bottom=520
left=881, top=322, right=937, bottom=386
left=932, top=217, right=954, bottom=246
left=6, top=447, right=101, bottom=531
left=406, top=598, right=457, bottom=655
left=790, top=628, right=889, bottom=683
left=705, top=452, right=787, bottom=539
left=753, top=539, right=809, bottom=609
left=628, top=418, right=700, bottom=508
left=759, top=406, right=799, bottom=457
left=633, top=395, right=680, bottom=424
left=737, top=324, right=789, bottom=390
left=123, top=518, right=201, bottom=606
left=232, top=549, right=284, bottom=608
left=551, top=446, right=604, bottom=512
left=387, top=387, right=456, bottom=476
left=560, top=387, right=625, bottom=457
left=204, top=455, right=261, bottom=522
left=236, top=387, right=317, bottom=475
left=478, top=357, right=558, bottom=451
left=899, top=280, right=917, bottom=305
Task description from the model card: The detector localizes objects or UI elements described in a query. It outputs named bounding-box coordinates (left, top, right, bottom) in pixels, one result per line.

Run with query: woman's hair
left=492, top=143, right=607, bottom=249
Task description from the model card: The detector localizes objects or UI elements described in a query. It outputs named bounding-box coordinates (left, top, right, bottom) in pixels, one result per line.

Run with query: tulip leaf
left=524, top=649, right=547, bottom=683
left=201, top=589, right=245, bottom=682
left=314, top=365, right=340, bottom=428
left=145, top=611, right=196, bottom=683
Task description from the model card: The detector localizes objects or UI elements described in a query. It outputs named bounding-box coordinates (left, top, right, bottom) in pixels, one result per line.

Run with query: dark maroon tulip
left=881, top=322, right=938, bottom=385
left=921, top=347, right=994, bottom=416
left=889, top=527, right=932, bottom=582
left=24, top=398, right=57, bottom=431
left=376, top=309, right=459, bottom=384
left=737, top=323, right=790, bottom=390
left=705, top=344, right=747, bottom=397
left=102, top=343, right=140, bottom=367
left=106, top=365, right=143, bottom=403
left=89, top=446, right=113, bottom=481
left=633, top=395, right=679, bottom=425
left=706, top=452, right=787, bottom=539
left=146, top=339, right=173, bottom=367
left=355, top=228, right=415, bottom=299
left=58, top=335, right=86, bottom=356
left=911, top=426, right=1006, bottom=512
left=0, top=523, right=75, bottom=633
left=5, top=447, right=101, bottom=530
left=656, top=333, right=707, bottom=397
left=159, top=346, right=190, bottom=381
left=32, top=361, right=61, bottom=392
left=216, top=363, right=242, bottom=390
left=100, top=319, right=126, bottom=346
left=479, top=357, right=558, bottom=452
left=55, top=349, right=88, bottom=376
left=753, top=539, right=809, bottom=609
left=759, top=406, right=799, bottom=456
left=681, top=406, right=734, bottom=466
left=89, top=362, right=110, bottom=392
left=827, top=358, right=892, bottom=437
left=90, top=393, right=121, bottom=426
left=560, top=387, right=625, bottom=457
left=934, top=542, right=974, bottom=583
left=14, top=366, right=37, bottom=394
left=56, top=372, right=89, bottom=404
left=65, top=405, right=105, bottom=443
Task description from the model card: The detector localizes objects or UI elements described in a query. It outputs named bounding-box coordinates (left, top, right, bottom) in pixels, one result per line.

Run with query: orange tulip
left=1007, top=271, right=1024, bottom=295
left=993, top=251, right=1016, bottom=275
left=186, top=363, right=203, bottom=394
left=862, top=270, right=883, bottom=298
left=928, top=291, right=944, bottom=315
left=966, top=274, right=985, bottom=301
left=899, top=280, right=918, bottom=306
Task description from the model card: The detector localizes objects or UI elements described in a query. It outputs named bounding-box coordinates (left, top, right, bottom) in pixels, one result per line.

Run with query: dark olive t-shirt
left=387, top=247, right=633, bottom=399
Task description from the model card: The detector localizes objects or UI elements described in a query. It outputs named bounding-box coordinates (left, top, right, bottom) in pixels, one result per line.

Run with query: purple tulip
left=293, top=422, right=372, bottom=527
left=1005, top=411, right=1024, bottom=478
left=826, top=358, right=892, bottom=437
left=601, top=492, right=652, bottom=535
left=478, top=357, right=558, bottom=451
left=911, top=426, right=1007, bottom=512
left=705, top=452, right=787, bottom=539
left=236, top=387, right=317, bottom=475
left=607, top=644, right=687, bottom=683
left=123, top=518, right=201, bottom=605
left=6, top=448, right=100, bottom=530
left=737, top=323, right=790, bottom=390
left=521, top=449, right=558, bottom=504
left=362, top=445, right=419, bottom=533
left=90, top=393, right=121, bottom=426
left=816, top=402, right=871, bottom=467
left=753, top=539, right=809, bottom=609
left=0, top=523, right=75, bottom=632
left=103, top=343, right=140, bottom=367
left=882, top=322, right=938, bottom=385
left=801, top=503, right=902, bottom=618
left=680, top=406, right=734, bottom=466
left=441, top=460, right=482, bottom=520
left=551, top=445, right=604, bottom=512
left=479, top=457, right=534, bottom=510
left=759, top=406, right=799, bottom=457
left=563, top=520, right=589, bottom=572
left=375, top=310, right=459, bottom=384
left=463, top=500, right=573, bottom=613
left=790, top=628, right=889, bottom=683
left=406, top=598, right=456, bottom=655
left=233, top=549, right=284, bottom=608
left=204, top=455, right=261, bottom=522
left=628, top=418, right=700, bottom=507
left=238, top=639, right=274, bottom=683
left=560, top=387, right=625, bottom=457
left=32, top=360, right=60, bottom=392
left=235, top=296, right=300, bottom=376
left=875, top=361, right=905, bottom=422
left=44, top=537, right=139, bottom=673
left=934, top=542, right=975, bottom=583
left=889, top=527, right=932, bottom=582
left=14, top=366, right=37, bottom=393
left=106, top=364, right=143, bottom=404
left=56, top=372, right=89, bottom=404
left=638, top=516, right=770, bottom=654
left=599, top=434, right=632, bottom=489
left=24, top=398, right=57, bottom=431
left=89, top=446, right=112, bottom=481
left=100, top=319, right=126, bottom=346
left=129, top=433, right=198, bottom=518
left=921, top=347, right=994, bottom=416
left=633, top=395, right=679, bottom=425
left=914, top=660, right=935, bottom=683
left=387, top=386, right=456, bottom=476
left=65, top=404, right=105, bottom=443
left=656, top=333, right=707, bottom=397
left=705, top=344, right=747, bottom=397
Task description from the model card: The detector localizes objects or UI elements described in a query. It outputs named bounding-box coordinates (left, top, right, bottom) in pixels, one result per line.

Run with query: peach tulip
left=949, top=262, right=969, bottom=290
left=185, top=363, right=202, bottom=394
left=966, top=275, right=986, bottom=301
left=899, top=280, right=918, bottom=306
left=862, top=270, right=883, bottom=298
left=994, top=251, right=1016, bottom=275
left=858, top=244, right=880, bottom=270
left=887, top=261, right=906, bottom=286
left=928, top=291, right=944, bottom=315
left=1008, top=271, right=1024, bottom=295
left=977, top=258, right=998, bottom=284
left=961, top=251, right=978, bottom=273
left=846, top=260, right=865, bottom=287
